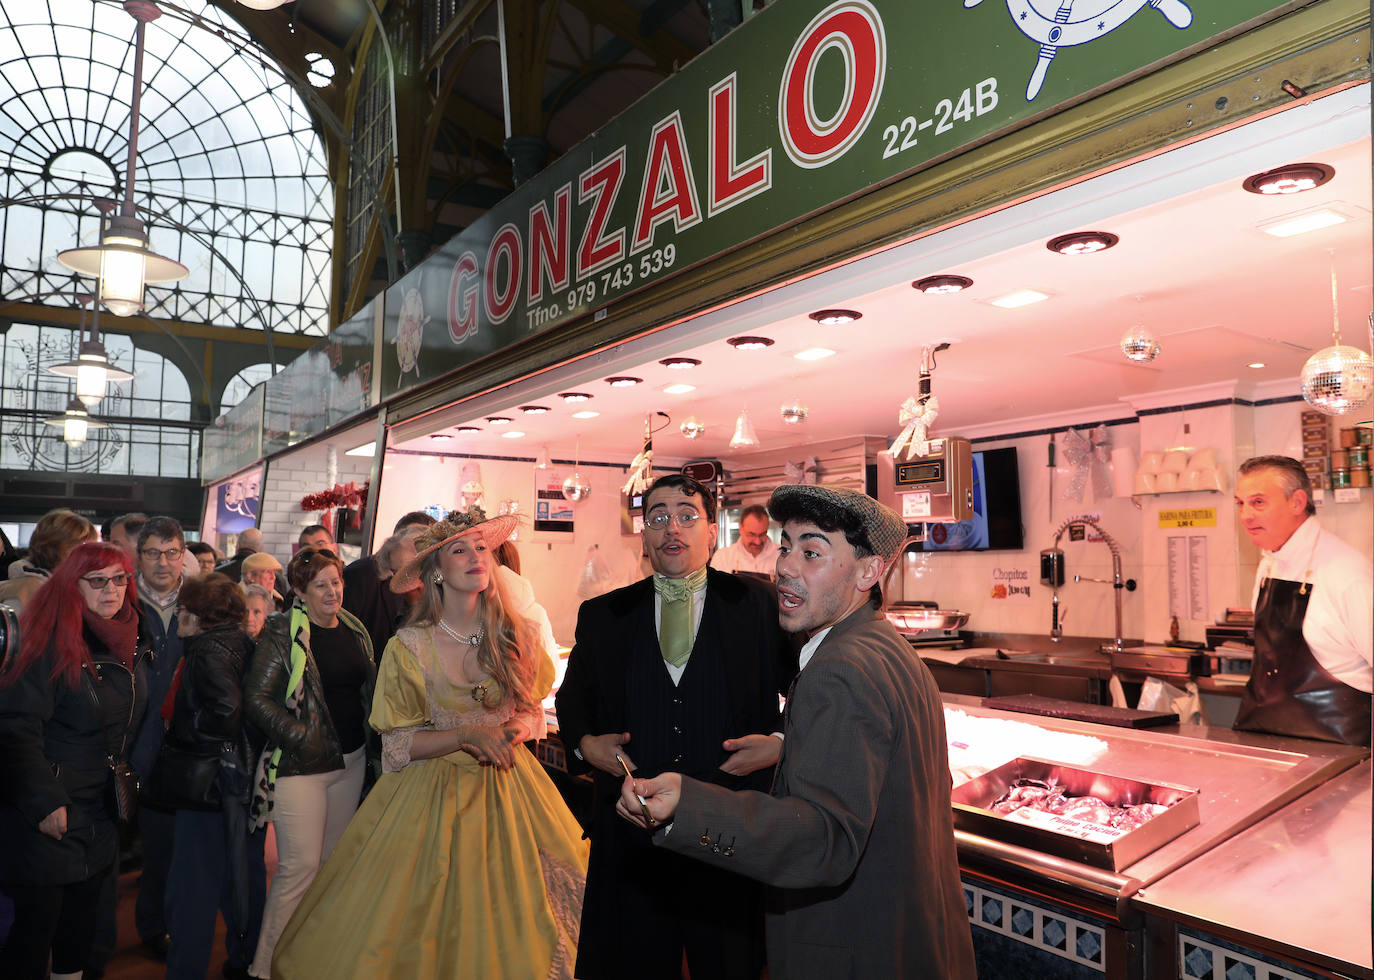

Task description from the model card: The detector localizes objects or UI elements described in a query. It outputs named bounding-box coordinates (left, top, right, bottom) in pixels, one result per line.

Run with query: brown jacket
left=656, top=605, right=976, bottom=980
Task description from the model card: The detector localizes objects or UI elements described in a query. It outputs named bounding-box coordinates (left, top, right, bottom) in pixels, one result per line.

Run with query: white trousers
left=249, top=747, right=365, bottom=978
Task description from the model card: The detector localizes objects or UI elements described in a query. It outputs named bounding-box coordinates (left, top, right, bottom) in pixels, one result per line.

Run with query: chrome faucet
left=1042, top=517, right=1136, bottom=655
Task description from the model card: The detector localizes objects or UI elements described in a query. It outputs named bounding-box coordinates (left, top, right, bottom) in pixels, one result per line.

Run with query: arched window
left=0, top=0, right=333, bottom=335
left=0, top=322, right=198, bottom=476
left=220, top=361, right=279, bottom=416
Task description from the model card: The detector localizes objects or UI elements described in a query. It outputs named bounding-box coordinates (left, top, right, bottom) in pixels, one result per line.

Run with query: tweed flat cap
left=767, top=484, right=908, bottom=562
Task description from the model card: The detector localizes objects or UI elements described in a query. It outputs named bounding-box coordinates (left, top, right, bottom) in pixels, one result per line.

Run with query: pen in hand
left=616, top=753, right=654, bottom=825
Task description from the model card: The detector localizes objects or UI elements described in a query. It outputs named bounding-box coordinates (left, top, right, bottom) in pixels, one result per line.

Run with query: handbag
left=108, top=757, right=139, bottom=824
left=143, top=741, right=223, bottom=811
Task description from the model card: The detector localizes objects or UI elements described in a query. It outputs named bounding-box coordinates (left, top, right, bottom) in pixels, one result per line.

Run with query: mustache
left=776, top=576, right=807, bottom=597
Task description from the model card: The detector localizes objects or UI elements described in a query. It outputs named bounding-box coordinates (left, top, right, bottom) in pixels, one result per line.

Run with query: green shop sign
left=377, top=0, right=1291, bottom=401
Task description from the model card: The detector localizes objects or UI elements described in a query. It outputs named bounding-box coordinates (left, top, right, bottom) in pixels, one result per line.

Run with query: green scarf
left=654, top=566, right=708, bottom=668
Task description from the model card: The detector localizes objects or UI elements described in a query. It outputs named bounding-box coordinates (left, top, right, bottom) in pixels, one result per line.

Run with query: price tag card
left=901, top=491, right=932, bottom=519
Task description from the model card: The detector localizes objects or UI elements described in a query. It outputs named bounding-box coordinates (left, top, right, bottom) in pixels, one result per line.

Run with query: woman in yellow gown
left=273, top=509, right=587, bottom=979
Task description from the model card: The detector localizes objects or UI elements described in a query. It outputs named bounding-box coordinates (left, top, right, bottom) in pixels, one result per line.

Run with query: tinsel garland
left=300, top=481, right=369, bottom=512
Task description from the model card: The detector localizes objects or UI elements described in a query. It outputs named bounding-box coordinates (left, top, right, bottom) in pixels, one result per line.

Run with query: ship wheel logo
left=965, top=0, right=1193, bottom=101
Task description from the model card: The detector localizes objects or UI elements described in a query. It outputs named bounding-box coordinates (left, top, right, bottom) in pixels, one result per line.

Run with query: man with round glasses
left=557, top=474, right=794, bottom=980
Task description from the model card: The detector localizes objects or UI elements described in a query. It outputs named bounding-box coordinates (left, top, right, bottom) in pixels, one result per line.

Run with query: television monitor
left=915, top=446, right=1024, bottom=552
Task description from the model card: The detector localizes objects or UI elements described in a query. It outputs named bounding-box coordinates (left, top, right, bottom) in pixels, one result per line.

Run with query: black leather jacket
left=244, top=607, right=377, bottom=779
left=164, top=624, right=258, bottom=774
left=0, top=624, right=151, bottom=886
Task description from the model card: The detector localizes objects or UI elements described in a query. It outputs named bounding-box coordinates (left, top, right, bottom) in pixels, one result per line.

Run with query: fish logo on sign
left=964, top=0, right=1193, bottom=101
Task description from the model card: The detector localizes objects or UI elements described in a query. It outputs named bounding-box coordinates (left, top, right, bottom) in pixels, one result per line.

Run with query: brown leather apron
left=1233, top=575, right=1371, bottom=746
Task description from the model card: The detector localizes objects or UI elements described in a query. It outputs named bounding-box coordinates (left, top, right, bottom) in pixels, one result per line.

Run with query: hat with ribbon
left=390, top=505, right=519, bottom=594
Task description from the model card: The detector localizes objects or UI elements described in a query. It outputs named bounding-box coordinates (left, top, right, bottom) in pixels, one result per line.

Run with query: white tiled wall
left=259, top=440, right=373, bottom=565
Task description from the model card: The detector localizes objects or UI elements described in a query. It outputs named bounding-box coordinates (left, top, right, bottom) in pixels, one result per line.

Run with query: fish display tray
left=950, top=756, right=1200, bottom=871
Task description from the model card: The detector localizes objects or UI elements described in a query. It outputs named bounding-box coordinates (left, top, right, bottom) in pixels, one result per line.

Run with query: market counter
left=1132, top=759, right=1372, bottom=979
left=943, top=696, right=1367, bottom=978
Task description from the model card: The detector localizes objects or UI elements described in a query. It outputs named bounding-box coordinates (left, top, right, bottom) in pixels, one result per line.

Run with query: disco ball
left=561, top=473, right=591, bottom=502
left=680, top=417, right=706, bottom=439
left=780, top=402, right=808, bottom=425
left=1300, top=344, right=1374, bottom=415
left=1119, top=324, right=1160, bottom=363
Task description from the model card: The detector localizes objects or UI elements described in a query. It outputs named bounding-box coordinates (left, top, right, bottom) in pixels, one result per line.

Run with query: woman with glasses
left=0, top=542, right=149, bottom=980
left=269, top=508, right=586, bottom=980
left=243, top=547, right=377, bottom=979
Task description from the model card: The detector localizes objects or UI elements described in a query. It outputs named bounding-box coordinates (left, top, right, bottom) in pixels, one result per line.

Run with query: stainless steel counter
left=1133, top=760, right=1372, bottom=977
left=944, top=695, right=1367, bottom=919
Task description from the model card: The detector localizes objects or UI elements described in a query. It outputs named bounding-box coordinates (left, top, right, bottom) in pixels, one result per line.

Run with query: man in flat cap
left=618, top=484, right=976, bottom=980
left=241, top=551, right=286, bottom=611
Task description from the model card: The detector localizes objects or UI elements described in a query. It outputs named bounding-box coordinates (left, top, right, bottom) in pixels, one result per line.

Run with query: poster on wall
left=989, top=567, right=1032, bottom=601
left=215, top=469, right=261, bottom=533
left=534, top=473, right=575, bottom=533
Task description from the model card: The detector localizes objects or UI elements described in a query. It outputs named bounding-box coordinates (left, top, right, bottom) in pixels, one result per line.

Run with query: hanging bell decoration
left=729, top=408, right=759, bottom=449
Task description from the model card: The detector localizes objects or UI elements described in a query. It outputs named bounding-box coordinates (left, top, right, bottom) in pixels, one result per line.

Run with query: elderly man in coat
left=620, top=484, right=976, bottom=980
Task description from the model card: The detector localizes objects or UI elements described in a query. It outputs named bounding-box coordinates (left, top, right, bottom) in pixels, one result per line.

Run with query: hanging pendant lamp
left=57, top=1, right=188, bottom=322
left=48, top=293, right=134, bottom=407
left=44, top=398, right=109, bottom=447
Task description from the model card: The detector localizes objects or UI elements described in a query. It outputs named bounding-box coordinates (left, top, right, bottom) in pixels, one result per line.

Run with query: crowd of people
left=0, top=476, right=980, bottom=980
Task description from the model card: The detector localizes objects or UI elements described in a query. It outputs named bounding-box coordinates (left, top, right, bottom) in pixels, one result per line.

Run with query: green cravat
left=654, top=566, right=708, bottom=668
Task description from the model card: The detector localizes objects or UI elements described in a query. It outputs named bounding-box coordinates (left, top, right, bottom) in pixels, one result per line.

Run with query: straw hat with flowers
left=390, top=506, right=518, bottom=594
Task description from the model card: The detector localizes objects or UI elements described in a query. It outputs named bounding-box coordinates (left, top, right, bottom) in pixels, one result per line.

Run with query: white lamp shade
left=100, top=240, right=148, bottom=317
left=76, top=362, right=107, bottom=405
left=64, top=414, right=89, bottom=446
left=235, top=0, right=294, bottom=7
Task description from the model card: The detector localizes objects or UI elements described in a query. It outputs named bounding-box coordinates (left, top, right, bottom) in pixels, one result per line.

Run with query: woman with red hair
left=0, top=542, right=151, bottom=980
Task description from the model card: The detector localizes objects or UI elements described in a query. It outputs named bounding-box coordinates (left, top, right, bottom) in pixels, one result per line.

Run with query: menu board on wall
left=534, top=473, right=575, bottom=533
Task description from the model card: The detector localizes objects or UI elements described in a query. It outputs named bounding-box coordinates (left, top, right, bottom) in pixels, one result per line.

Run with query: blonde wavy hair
left=405, top=531, right=539, bottom=714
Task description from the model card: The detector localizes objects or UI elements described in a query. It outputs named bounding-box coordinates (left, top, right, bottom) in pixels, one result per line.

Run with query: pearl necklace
left=436, top=618, right=485, bottom=647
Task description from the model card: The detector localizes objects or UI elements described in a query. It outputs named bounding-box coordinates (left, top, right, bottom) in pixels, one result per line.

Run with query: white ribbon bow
left=889, top=394, right=940, bottom=461
left=622, top=439, right=653, bottom=496
left=784, top=456, right=819, bottom=485
left=1059, top=425, right=1113, bottom=502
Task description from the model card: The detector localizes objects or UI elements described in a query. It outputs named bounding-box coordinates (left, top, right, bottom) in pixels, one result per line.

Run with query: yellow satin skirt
left=273, top=747, right=587, bottom=980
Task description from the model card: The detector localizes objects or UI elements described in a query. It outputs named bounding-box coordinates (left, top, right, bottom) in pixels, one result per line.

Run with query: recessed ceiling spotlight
left=912, top=275, right=973, bottom=294
left=519, top=405, right=550, bottom=414
left=571, top=410, right=600, bottom=419
left=455, top=425, right=482, bottom=433
left=429, top=433, right=453, bottom=441
left=1247, top=362, right=1266, bottom=369
left=1258, top=208, right=1348, bottom=238
left=660, top=357, right=701, bottom=369
left=727, top=336, right=775, bottom=349
left=663, top=383, right=696, bottom=395
left=1047, top=231, right=1119, bottom=255
left=558, top=391, right=593, bottom=402
left=501, top=430, right=525, bottom=439
left=808, top=309, right=862, bottom=325
left=485, top=416, right=512, bottom=424
left=795, top=347, right=836, bottom=361
left=989, top=289, right=1049, bottom=309
left=605, top=376, right=642, bottom=387
left=1242, top=162, right=1334, bottom=195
